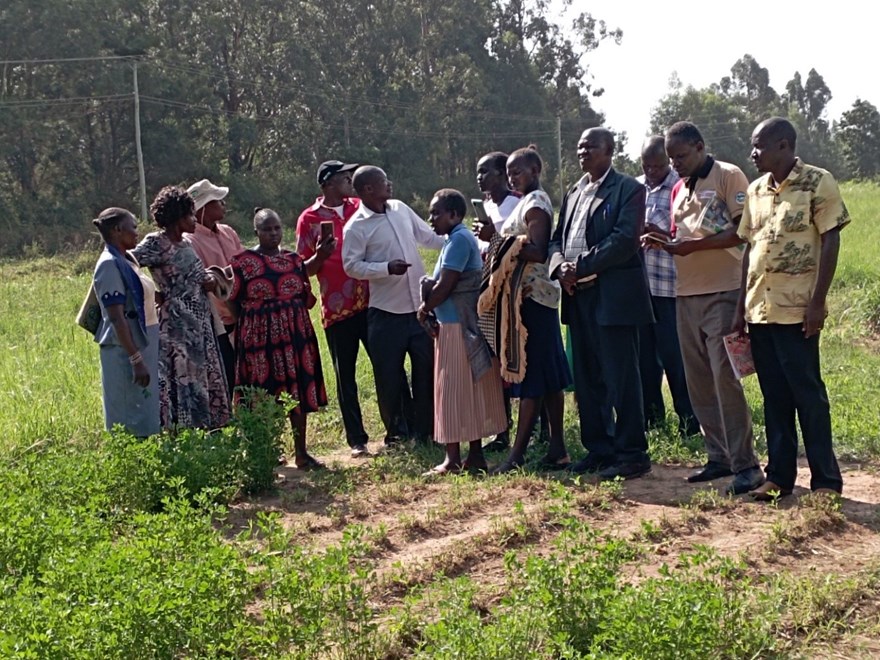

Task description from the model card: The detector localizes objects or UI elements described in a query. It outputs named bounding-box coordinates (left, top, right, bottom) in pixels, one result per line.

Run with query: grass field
left=1, top=183, right=880, bottom=657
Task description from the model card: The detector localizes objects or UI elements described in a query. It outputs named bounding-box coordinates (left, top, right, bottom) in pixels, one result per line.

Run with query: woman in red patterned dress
left=229, top=208, right=328, bottom=469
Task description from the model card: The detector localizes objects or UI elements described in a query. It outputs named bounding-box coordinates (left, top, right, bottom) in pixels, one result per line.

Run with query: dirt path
left=231, top=455, right=880, bottom=635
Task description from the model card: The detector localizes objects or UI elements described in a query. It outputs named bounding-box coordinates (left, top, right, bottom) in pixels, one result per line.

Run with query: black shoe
left=725, top=466, right=765, bottom=495
left=567, top=453, right=614, bottom=475
left=483, top=432, right=510, bottom=452
left=598, top=461, right=651, bottom=481
left=687, top=461, right=733, bottom=483
left=350, top=444, right=369, bottom=458
left=384, top=435, right=405, bottom=446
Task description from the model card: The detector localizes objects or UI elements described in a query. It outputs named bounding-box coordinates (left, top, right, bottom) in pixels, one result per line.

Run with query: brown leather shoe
left=749, top=480, right=792, bottom=501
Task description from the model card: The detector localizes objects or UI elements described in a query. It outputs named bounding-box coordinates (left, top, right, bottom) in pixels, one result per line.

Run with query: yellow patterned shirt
left=737, top=158, right=850, bottom=324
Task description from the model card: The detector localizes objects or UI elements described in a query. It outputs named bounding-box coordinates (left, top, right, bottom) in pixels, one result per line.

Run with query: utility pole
left=556, top=116, right=563, bottom=205
left=132, top=61, right=148, bottom=221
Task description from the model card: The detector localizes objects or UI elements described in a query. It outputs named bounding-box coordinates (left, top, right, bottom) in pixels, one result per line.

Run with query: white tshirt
left=478, top=194, right=520, bottom=251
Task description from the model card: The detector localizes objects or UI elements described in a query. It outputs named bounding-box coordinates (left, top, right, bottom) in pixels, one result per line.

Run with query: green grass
left=1, top=183, right=880, bottom=657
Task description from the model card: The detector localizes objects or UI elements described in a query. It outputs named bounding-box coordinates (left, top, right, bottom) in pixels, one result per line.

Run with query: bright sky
left=578, top=2, right=877, bottom=157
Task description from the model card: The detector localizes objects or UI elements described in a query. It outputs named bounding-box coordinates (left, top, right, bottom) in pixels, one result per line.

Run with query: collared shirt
left=295, top=196, right=369, bottom=328
left=184, top=222, right=243, bottom=325
left=737, top=158, right=850, bottom=324
left=672, top=159, right=749, bottom=296
left=638, top=169, right=679, bottom=298
left=342, top=199, right=445, bottom=314
left=563, top=167, right=611, bottom=262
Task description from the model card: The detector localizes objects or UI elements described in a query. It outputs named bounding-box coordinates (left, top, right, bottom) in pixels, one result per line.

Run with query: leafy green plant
left=158, top=426, right=246, bottom=503
left=231, top=387, right=293, bottom=493
left=0, top=492, right=254, bottom=659
left=249, top=517, right=380, bottom=659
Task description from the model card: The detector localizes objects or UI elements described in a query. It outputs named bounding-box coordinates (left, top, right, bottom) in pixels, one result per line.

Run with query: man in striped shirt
left=637, top=136, right=699, bottom=437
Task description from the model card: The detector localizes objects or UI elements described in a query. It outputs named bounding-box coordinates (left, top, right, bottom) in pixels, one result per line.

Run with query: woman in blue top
left=418, top=189, right=507, bottom=474
left=91, top=207, right=161, bottom=437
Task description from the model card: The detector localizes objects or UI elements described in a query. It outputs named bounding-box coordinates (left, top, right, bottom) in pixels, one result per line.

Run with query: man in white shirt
left=343, top=166, right=445, bottom=443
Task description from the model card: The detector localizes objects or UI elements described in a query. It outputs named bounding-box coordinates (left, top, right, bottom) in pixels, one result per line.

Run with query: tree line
left=640, top=53, right=880, bottom=184
left=1, top=1, right=877, bottom=255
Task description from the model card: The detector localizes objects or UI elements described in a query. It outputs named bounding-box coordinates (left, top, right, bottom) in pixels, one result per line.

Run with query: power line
left=146, top=59, right=559, bottom=125
left=139, top=95, right=558, bottom=140
left=0, top=94, right=132, bottom=109
left=0, top=55, right=139, bottom=65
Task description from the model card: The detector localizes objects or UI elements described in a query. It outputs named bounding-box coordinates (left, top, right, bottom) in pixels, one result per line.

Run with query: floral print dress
left=131, top=231, right=231, bottom=429
left=229, top=249, right=327, bottom=413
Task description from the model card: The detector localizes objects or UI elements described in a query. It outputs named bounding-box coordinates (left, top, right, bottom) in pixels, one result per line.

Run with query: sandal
left=421, top=464, right=462, bottom=477
left=538, top=452, right=571, bottom=470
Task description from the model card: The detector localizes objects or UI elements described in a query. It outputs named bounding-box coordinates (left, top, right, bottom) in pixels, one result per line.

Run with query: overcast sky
left=574, top=2, right=876, bottom=157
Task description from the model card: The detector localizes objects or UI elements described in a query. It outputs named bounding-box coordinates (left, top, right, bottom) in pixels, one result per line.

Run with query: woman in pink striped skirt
left=417, top=189, right=508, bottom=475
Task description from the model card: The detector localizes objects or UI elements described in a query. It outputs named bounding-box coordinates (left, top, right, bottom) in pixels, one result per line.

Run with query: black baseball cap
left=317, top=160, right=359, bottom=186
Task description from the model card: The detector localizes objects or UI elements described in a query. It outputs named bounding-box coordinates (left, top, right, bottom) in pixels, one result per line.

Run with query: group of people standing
left=89, top=114, right=848, bottom=498
left=90, top=180, right=328, bottom=468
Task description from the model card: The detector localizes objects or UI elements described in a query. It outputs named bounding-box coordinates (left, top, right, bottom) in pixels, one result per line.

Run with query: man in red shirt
left=296, top=161, right=373, bottom=456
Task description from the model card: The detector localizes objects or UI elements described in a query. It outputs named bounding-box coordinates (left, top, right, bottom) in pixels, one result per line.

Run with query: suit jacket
left=548, top=168, right=654, bottom=327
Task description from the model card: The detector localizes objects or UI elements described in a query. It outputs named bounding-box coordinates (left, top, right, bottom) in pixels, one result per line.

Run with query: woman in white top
left=476, top=146, right=573, bottom=473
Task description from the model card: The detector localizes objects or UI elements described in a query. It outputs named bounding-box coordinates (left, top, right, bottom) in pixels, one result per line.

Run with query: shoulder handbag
left=75, top=284, right=102, bottom=335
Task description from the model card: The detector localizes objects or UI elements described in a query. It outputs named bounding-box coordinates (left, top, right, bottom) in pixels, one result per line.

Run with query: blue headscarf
left=103, top=243, right=146, bottom=335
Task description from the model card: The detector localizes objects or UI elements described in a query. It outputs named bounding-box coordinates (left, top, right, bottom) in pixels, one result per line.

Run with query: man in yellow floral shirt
left=735, top=117, right=849, bottom=500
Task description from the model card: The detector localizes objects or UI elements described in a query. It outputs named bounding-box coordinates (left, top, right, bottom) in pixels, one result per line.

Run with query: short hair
left=665, top=121, right=704, bottom=145
left=352, top=165, right=385, bottom=195
left=508, top=144, right=543, bottom=172
left=92, top=207, right=134, bottom=241
left=587, top=127, right=615, bottom=153
left=479, top=151, right=509, bottom=174
left=253, top=207, right=280, bottom=229
left=757, top=117, right=798, bottom=149
left=432, top=188, right=467, bottom=219
left=641, top=135, right=667, bottom=160
left=150, top=186, right=195, bottom=229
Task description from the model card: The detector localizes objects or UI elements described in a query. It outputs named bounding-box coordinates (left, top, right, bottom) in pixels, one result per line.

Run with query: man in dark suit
left=549, top=127, right=655, bottom=480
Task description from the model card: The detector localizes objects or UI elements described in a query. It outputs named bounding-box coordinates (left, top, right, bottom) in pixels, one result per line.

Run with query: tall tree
left=650, top=85, right=753, bottom=175
left=837, top=98, right=880, bottom=179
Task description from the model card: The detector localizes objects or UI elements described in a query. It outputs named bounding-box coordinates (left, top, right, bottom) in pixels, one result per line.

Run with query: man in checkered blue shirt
left=637, top=136, right=699, bottom=436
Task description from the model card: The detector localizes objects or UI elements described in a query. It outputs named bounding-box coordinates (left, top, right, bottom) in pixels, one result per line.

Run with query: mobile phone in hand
left=471, top=199, right=490, bottom=225
left=320, top=221, right=334, bottom=242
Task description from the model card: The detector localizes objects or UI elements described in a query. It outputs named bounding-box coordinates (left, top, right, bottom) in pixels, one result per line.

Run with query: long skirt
left=100, top=324, right=161, bottom=437
left=509, top=298, right=573, bottom=399
left=433, top=323, right=507, bottom=444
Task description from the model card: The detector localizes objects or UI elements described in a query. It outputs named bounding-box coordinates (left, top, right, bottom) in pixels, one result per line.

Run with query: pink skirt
left=434, top=323, right=508, bottom=444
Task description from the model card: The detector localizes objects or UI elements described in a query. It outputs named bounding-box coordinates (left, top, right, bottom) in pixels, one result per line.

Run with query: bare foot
left=421, top=462, right=462, bottom=477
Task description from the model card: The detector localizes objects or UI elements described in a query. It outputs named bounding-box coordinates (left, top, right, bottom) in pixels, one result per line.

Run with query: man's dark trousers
left=568, top=285, right=649, bottom=464
left=366, top=308, right=434, bottom=440
left=748, top=322, right=842, bottom=492
left=639, top=295, right=699, bottom=435
left=324, top=310, right=370, bottom=447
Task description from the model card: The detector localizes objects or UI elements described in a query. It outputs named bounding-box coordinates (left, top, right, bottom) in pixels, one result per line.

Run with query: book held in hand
left=723, top=332, right=756, bottom=379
